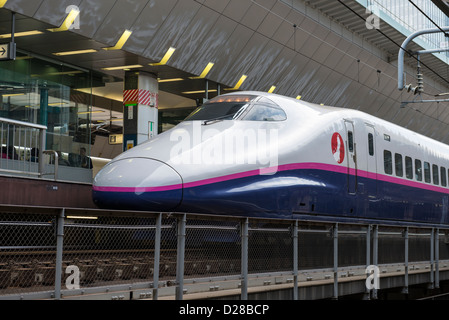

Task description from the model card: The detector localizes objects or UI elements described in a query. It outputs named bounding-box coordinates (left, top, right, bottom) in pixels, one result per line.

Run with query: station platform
left=0, top=175, right=96, bottom=209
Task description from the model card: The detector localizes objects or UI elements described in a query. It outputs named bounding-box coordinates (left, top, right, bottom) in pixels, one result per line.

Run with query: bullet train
left=93, top=91, right=449, bottom=227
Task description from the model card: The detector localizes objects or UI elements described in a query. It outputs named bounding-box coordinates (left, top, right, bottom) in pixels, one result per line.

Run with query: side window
left=348, top=131, right=354, bottom=152
left=415, top=159, right=422, bottom=181
left=395, top=153, right=403, bottom=177
left=433, top=164, right=439, bottom=185
left=424, top=162, right=431, bottom=183
left=441, top=167, right=447, bottom=187
left=405, top=156, right=413, bottom=179
left=384, top=150, right=392, bottom=175
left=368, top=133, right=374, bottom=156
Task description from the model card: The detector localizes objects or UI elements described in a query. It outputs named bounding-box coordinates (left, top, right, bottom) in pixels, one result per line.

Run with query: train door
left=344, top=120, right=357, bottom=194
left=366, top=125, right=377, bottom=198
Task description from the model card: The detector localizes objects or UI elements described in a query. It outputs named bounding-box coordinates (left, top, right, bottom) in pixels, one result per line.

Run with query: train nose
left=92, top=158, right=183, bottom=211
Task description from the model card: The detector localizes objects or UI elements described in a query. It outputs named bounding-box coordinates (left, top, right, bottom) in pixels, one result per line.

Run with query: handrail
left=0, top=117, right=47, bottom=130
left=41, top=150, right=59, bottom=181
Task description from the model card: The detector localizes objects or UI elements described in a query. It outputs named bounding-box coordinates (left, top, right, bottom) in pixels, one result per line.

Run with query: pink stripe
left=93, top=184, right=182, bottom=193
left=93, top=162, right=449, bottom=195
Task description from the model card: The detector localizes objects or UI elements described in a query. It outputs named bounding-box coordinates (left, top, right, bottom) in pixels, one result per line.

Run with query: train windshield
left=184, top=95, right=286, bottom=122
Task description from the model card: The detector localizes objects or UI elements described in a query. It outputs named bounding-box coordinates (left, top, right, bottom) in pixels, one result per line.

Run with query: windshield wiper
left=202, top=114, right=236, bottom=125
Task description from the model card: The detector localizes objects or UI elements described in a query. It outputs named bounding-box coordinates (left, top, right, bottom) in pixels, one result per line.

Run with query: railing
left=0, top=117, right=58, bottom=180
left=0, top=205, right=448, bottom=300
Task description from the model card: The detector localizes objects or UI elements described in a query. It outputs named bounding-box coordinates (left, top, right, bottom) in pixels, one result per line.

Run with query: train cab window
left=395, top=153, right=403, bottom=177
left=242, top=97, right=287, bottom=121
left=348, top=131, right=354, bottom=152
left=415, top=160, right=422, bottom=181
left=433, top=164, right=440, bottom=185
left=405, top=156, right=413, bottom=179
left=424, top=162, right=431, bottom=183
left=185, top=95, right=256, bottom=121
left=441, top=167, right=447, bottom=187
left=368, top=133, right=374, bottom=156
left=384, top=150, right=392, bottom=175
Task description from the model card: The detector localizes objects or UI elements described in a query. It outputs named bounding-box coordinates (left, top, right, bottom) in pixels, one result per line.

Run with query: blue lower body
left=93, top=168, right=449, bottom=227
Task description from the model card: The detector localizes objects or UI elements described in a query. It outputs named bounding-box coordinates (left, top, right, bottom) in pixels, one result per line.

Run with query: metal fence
left=0, top=205, right=448, bottom=300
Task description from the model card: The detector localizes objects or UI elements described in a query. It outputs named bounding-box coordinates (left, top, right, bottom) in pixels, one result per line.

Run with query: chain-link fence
left=0, top=206, right=449, bottom=300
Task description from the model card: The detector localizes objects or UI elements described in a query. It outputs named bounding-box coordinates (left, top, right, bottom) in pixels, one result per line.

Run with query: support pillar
left=123, top=71, right=158, bottom=151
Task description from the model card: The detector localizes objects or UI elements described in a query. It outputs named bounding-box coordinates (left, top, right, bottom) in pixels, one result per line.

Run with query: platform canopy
left=1, top=0, right=449, bottom=142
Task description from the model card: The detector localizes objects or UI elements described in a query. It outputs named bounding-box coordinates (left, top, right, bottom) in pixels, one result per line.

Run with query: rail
left=0, top=205, right=448, bottom=300
left=0, top=117, right=58, bottom=180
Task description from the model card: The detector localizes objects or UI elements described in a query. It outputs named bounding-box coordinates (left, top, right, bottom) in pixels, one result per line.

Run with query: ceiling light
left=102, top=64, right=143, bottom=71
left=66, top=216, right=98, bottom=220
left=158, top=78, right=184, bottom=83
left=48, top=8, right=80, bottom=32
left=53, top=49, right=97, bottom=56
left=103, top=30, right=133, bottom=50
left=0, top=30, right=43, bottom=38
left=2, top=93, right=26, bottom=97
left=149, top=47, right=176, bottom=66
left=182, top=89, right=218, bottom=95
left=224, top=75, right=248, bottom=91
left=78, top=110, right=105, bottom=115
left=190, top=62, right=215, bottom=79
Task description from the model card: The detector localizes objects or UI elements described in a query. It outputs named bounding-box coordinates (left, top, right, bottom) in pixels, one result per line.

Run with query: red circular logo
left=331, top=133, right=345, bottom=164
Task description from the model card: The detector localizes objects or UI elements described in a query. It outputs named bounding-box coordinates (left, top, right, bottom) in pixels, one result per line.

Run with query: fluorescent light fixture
left=0, top=30, right=43, bottom=38
left=268, top=86, right=276, bottom=93
left=48, top=8, right=80, bottom=32
left=66, top=216, right=98, bottom=220
left=190, top=62, right=215, bottom=79
left=103, top=30, right=133, bottom=50
left=224, top=75, right=248, bottom=91
left=102, top=64, right=143, bottom=71
left=158, top=78, right=184, bottom=83
left=149, top=47, right=176, bottom=66
left=182, top=89, right=218, bottom=95
left=0, top=0, right=8, bottom=8
left=2, top=93, right=26, bottom=97
left=53, top=49, right=97, bottom=56
left=78, top=110, right=105, bottom=115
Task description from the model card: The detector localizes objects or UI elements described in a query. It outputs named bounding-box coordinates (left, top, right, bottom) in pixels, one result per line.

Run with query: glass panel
left=384, top=150, right=392, bottom=175
left=433, top=164, right=439, bottom=185
left=395, top=153, right=403, bottom=177
left=441, top=167, right=447, bottom=187
left=368, top=133, right=374, bottom=156
left=0, top=52, right=95, bottom=182
left=424, top=162, right=431, bottom=183
left=415, top=159, right=422, bottom=181
left=405, top=156, right=413, bottom=179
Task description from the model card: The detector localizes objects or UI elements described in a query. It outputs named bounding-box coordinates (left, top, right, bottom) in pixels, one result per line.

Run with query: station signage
left=0, top=42, right=16, bottom=61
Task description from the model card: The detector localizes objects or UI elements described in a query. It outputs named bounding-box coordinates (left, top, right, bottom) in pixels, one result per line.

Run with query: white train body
left=93, top=92, right=449, bottom=226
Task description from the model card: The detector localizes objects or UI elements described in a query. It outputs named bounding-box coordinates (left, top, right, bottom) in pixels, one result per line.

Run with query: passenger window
left=405, top=156, right=413, bottom=179
left=424, top=162, right=431, bottom=183
left=441, top=167, right=447, bottom=187
left=395, top=153, right=403, bottom=177
left=368, top=133, right=374, bottom=156
left=415, top=160, right=422, bottom=181
left=348, top=131, right=354, bottom=152
left=433, top=164, right=439, bottom=185
left=384, top=150, right=392, bottom=175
